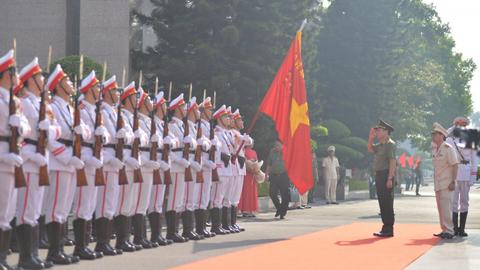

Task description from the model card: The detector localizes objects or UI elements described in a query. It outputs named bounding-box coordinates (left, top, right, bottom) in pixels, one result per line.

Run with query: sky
left=423, top=0, right=480, bottom=112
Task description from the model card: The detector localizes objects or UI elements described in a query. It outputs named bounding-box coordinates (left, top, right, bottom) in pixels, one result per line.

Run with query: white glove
left=30, top=153, right=48, bottom=166
left=143, top=160, right=161, bottom=170
left=150, top=133, right=161, bottom=143
left=85, top=157, right=102, bottom=169
left=204, top=160, right=216, bottom=170
left=134, top=129, right=142, bottom=139
left=74, top=125, right=84, bottom=135
left=174, top=157, right=190, bottom=168
left=9, top=115, right=22, bottom=127
left=242, top=134, right=253, bottom=143
left=190, top=161, right=202, bottom=172
left=211, top=136, right=221, bottom=148
left=38, top=119, right=50, bottom=131
left=94, top=126, right=108, bottom=136
left=163, top=135, right=175, bottom=147
left=158, top=160, right=169, bottom=171
left=107, top=157, right=124, bottom=170
left=0, top=153, right=23, bottom=167
left=116, top=128, right=127, bottom=139
left=68, top=156, right=85, bottom=170
left=183, top=135, right=194, bottom=145
left=125, top=157, right=140, bottom=170
left=198, top=138, right=211, bottom=152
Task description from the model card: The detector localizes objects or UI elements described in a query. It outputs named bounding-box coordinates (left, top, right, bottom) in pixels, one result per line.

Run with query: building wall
left=0, top=0, right=130, bottom=78
left=0, top=0, right=66, bottom=68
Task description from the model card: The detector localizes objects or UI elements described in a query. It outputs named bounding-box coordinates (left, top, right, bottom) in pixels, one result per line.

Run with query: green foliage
left=311, top=124, right=329, bottom=138
left=257, top=181, right=270, bottom=197
left=51, top=56, right=110, bottom=83
left=323, top=119, right=351, bottom=139
left=338, top=137, right=368, bottom=153
left=348, top=179, right=369, bottom=191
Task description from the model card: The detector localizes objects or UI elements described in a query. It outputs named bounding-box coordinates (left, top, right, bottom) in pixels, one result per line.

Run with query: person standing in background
left=266, top=140, right=290, bottom=219
left=322, top=146, right=340, bottom=205
left=238, top=144, right=259, bottom=217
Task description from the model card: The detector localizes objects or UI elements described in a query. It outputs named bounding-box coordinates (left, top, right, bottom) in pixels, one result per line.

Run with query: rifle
left=93, top=87, right=105, bottom=186
left=150, top=77, right=162, bottom=185
left=183, top=84, right=193, bottom=182
left=131, top=72, right=143, bottom=183
left=10, top=39, right=26, bottom=188
left=116, top=67, right=128, bottom=185
left=74, top=56, right=88, bottom=187
left=36, top=46, right=52, bottom=186
left=194, top=118, right=204, bottom=183
left=210, top=91, right=220, bottom=182
left=161, top=82, right=173, bottom=185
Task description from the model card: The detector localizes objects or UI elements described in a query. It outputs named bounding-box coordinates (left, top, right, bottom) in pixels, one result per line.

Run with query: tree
left=51, top=56, right=109, bottom=83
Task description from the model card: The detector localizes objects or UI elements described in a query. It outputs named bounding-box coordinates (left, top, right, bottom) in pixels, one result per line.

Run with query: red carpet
left=169, top=223, right=439, bottom=270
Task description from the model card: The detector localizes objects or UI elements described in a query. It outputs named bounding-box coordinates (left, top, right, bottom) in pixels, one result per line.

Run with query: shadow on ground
left=192, top=238, right=287, bottom=253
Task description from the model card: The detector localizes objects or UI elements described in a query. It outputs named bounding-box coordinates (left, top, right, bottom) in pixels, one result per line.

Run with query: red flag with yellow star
left=259, top=31, right=313, bottom=194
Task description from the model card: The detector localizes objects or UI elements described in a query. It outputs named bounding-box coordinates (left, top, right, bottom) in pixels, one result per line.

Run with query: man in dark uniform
left=368, top=120, right=396, bottom=237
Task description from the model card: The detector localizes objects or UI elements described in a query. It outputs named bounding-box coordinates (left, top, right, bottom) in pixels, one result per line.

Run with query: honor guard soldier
left=196, top=97, right=219, bottom=238
left=230, top=109, right=252, bottom=232
left=221, top=106, right=238, bottom=233
left=73, top=70, right=107, bottom=260
left=165, top=94, right=194, bottom=243
left=15, top=57, right=62, bottom=269
left=0, top=49, right=32, bottom=270
left=45, top=64, right=90, bottom=265
left=114, top=82, right=145, bottom=252
left=447, top=117, right=478, bottom=237
left=147, top=91, right=175, bottom=246
left=95, top=75, right=128, bottom=256
left=183, top=97, right=209, bottom=241
left=209, top=105, right=232, bottom=235
left=132, top=87, right=160, bottom=249
left=367, top=120, right=396, bottom=237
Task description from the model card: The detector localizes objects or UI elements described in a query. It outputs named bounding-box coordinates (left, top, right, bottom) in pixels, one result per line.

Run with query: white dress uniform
left=230, top=128, right=252, bottom=207
left=185, top=118, right=202, bottom=212
left=45, top=96, right=91, bottom=224
left=211, top=124, right=233, bottom=208
left=219, top=127, right=235, bottom=209
left=134, top=112, right=154, bottom=216
left=0, top=87, right=31, bottom=230
left=97, top=101, right=133, bottom=220
left=198, top=118, right=216, bottom=210
left=17, top=92, right=62, bottom=226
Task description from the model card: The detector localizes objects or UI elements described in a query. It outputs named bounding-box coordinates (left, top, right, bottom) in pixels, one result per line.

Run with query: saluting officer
left=0, top=49, right=32, bottom=270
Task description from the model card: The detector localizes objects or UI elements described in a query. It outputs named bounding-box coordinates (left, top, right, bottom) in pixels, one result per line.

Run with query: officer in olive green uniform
left=367, top=120, right=396, bottom=237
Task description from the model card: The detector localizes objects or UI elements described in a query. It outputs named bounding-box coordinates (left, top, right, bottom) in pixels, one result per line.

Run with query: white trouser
left=210, top=179, right=225, bottom=209
left=148, top=184, right=166, bottom=214
left=44, top=171, right=76, bottom=224
left=231, top=175, right=245, bottom=207
left=197, top=171, right=212, bottom=210
left=72, top=173, right=97, bottom=220
left=116, top=171, right=136, bottom=216
left=16, top=172, right=45, bottom=226
left=0, top=172, right=16, bottom=230
left=300, top=191, right=309, bottom=205
left=325, top=178, right=337, bottom=202
left=452, top=181, right=470, bottom=213
left=435, top=189, right=454, bottom=234
left=183, top=179, right=199, bottom=212
left=95, top=171, right=119, bottom=220
left=222, top=176, right=235, bottom=207
left=166, top=172, right=185, bottom=212
left=132, top=171, right=153, bottom=215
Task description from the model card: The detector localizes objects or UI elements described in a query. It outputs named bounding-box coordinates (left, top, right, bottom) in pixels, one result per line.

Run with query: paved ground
left=6, top=179, right=480, bottom=269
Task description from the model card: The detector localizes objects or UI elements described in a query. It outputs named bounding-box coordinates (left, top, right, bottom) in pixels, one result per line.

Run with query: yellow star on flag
left=290, top=98, right=310, bottom=136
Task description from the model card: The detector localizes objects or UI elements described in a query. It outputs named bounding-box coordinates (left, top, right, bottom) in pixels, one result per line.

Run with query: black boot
left=72, top=219, right=97, bottom=260
left=132, top=214, right=155, bottom=249
left=108, top=219, right=123, bottom=254
left=38, top=216, right=49, bottom=249
left=211, top=208, right=228, bottom=235
left=63, top=222, right=74, bottom=246
left=9, top=219, right=17, bottom=253
left=94, top=218, right=118, bottom=256
left=165, top=211, right=187, bottom=243
left=231, top=206, right=245, bottom=232
left=148, top=212, right=172, bottom=246
left=182, top=211, right=203, bottom=240
left=126, top=216, right=142, bottom=250
left=459, top=212, right=468, bottom=237
left=0, top=229, right=14, bottom=270
left=222, top=207, right=236, bottom=233
left=45, top=222, right=72, bottom=265
left=195, top=209, right=212, bottom=238
left=453, top=212, right=459, bottom=236
left=114, top=215, right=136, bottom=252
left=32, top=225, right=53, bottom=268
left=16, top=224, right=44, bottom=269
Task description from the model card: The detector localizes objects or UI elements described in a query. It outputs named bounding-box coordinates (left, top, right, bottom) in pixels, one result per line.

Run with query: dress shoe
left=373, top=231, right=393, bottom=237
left=441, top=233, right=454, bottom=239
